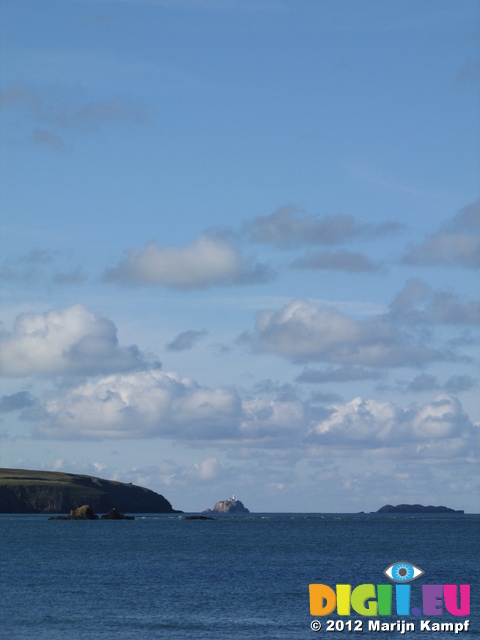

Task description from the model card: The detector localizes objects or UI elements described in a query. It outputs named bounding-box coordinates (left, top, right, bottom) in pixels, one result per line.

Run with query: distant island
left=376, top=504, right=464, bottom=514
left=204, top=496, right=250, bottom=514
left=0, top=468, right=181, bottom=514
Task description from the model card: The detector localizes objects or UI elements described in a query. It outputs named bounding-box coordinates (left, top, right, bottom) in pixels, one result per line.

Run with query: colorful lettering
left=423, top=585, right=444, bottom=615
left=336, top=584, right=351, bottom=616
left=395, top=584, right=411, bottom=615
left=444, top=585, right=470, bottom=616
left=351, top=584, right=378, bottom=616
left=309, top=582, right=471, bottom=618
left=309, top=584, right=336, bottom=616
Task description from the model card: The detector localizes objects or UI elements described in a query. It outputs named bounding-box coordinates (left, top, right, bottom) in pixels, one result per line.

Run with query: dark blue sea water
left=1, top=513, right=478, bottom=639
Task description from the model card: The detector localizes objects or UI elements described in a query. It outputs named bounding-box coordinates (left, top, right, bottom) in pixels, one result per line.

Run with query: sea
left=1, top=512, right=478, bottom=640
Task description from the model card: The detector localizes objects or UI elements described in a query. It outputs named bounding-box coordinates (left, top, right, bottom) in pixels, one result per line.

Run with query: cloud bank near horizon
left=18, top=371, right=477, bottom=473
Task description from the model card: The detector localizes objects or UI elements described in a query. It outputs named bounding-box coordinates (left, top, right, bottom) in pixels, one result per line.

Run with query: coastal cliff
left=0, top=468, right=180, bottom=514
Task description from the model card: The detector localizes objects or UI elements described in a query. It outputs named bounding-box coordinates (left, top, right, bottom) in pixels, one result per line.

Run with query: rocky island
left=0, top=468, right=180, bottom=514
left=204, top=496, right=250, bottom=514
left=50, top=505, right=135, bottom=520
left=376, top=504, right=464, bottom=514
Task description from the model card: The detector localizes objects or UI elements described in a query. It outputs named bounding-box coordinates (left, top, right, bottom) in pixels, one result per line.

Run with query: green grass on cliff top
left=0, top=468, right=121, bottom=503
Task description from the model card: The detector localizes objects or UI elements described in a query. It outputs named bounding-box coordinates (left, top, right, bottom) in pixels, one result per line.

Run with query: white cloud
left=246, top=298, right=445, bottom=367
left=403, top=200, right=480, bottom=268
left=32, top=370, right=243, bottom=440
left=389, top=279, right=480, bottom=325
left=26, top=369, right=477, bottom=465
left=410, top=394, right=471, bottom=440
left=404, top=231, right=480, bottom=268
left=310, top=393, right=476, bottom=452
left=0, top=304, right=146, bottom=376
left=240, top=395, right=307, bottom=442
left=193, top=457, right=220, bottom=480
left=104, top=234, right=272, bottom=289
left=312, top=396, right=403, bottom=444
left=30, top=370, right=311, bottom=446
left=244, top=206, right=402, bottom=248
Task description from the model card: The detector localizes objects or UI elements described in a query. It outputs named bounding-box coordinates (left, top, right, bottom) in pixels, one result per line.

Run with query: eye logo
left=384, top=561, right=424, bottom=583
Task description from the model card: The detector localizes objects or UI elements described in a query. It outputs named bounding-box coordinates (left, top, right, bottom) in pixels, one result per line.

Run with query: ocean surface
left=1, top=512, right=478, bottom=639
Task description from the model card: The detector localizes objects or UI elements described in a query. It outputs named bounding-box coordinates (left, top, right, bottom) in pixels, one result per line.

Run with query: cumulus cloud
left=244, top=206, right=402, bottom=248
left=402, top=200, right=480, bottom=268
left=0, top=304, right=147, bottom=376
left=244, top=298, right=445, bottom=367
left=240, top=395, right=308, bottom=444
left=410, top=394, right=474, bottom=441
left=291, top=249, right=382, bottom=273
left=25, top=365, right=478, bottom=466
left=309, top=393, right=475, bottom=451
left=32, top=370, right=243, bottom=441
left=389, top=279, right=480, bottom=325
left=103, top=234, right=272, bottom=289
left=311, top=396, right=404, bottom=445
left=30, top=370, right=309, bottom=446
left=166, top=329, right=208, bottom=352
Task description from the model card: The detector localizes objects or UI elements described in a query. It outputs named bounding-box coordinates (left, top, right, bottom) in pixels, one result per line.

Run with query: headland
left=0, top=468, right=180, bottom=514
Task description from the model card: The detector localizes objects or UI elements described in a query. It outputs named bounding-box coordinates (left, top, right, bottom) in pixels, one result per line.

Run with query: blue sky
left=0, top=0, right=479, bottom=513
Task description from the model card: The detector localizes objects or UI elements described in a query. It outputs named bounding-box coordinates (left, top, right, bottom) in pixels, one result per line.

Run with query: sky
left=0, top=0, right=479, bottom=513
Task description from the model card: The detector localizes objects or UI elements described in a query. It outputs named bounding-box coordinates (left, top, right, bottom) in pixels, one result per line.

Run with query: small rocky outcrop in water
left=70, top=504, right=98, bottom=519
left=100, top=508, right=134, bottom=520
left=50, top=504, right=98, bottom=520
left=49, top=505, right=135, bottom=520
left=208, top=498, right=249, bottom=514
